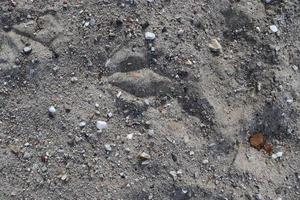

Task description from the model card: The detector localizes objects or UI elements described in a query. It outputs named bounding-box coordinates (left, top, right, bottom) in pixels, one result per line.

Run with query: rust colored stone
left=249, top=132, right=266, bottom=150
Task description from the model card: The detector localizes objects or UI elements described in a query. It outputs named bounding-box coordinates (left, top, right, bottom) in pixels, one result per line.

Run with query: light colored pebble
left=48, top=106, right=56, bottom=114
left=96, top=121, right=108, bottom=130
left=270, top=25, right=278, bottom=33
left=145, top=32, right=156, bottom=40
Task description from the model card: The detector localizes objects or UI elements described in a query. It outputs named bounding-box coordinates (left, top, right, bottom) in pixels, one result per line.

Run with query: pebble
left=61, top=174, right=68, bottom=181
left=270, top=25, right=278, bottom=33
left=48, top=106, right=56, bottom=116
left=79, top=121, right=86, bottom=128
left=202, top=159, right=209, bottom=164
left=104, top=144, right=112, bottom=152
left=127, top=133, right=134, bottom=139
left=208, top=39, right=222, bottom=54
left=23, top=46, right=32, bottom=54
left=177, top=29, right=184, bottom=37
left=96, top=121, right=108, bottom=130
left=71, top=77, right=78, bottom=83
left=255, top=193, right=264, bottom=200
left=138, top=152, right=151, bottom=160
left=291, top=65, right=298, bottom=71
left=286, top=98, right=293, bottom=104
left=169, top=171, right=177, bottom=180
left=271, top=151, right=283, bottom=159
left=107, top=112, right=113, bottom=118
left=148, top=129, right=154, bottom=137
left=145, top=32, right=156, bottom=40
left=117, top=91, right=122, bottom=98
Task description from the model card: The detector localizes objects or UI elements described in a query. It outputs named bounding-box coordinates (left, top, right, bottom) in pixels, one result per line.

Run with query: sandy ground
left=1, top=0, right=300, bottom=199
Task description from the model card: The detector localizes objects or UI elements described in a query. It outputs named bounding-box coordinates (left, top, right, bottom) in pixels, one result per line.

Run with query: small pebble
left=107, top=112, right=113, bottom=118
left=145, top=32, right=156, bottom=40
left=291, top=65, right=298, bottom=71
left=202, top=159, right=209, bottom=164
left=71, top=77, right=78, bottom=83
left=23, top=46, right=32, bottom=54
left=208, top=39, right=222, bottom=54
left=61, top=174, right=68, bottom=181
left=104, top=144, right=112, bottom=152
left=48, top=106, right=56, bottom=116
left=96, top=121, right=108, bottom=130
left=138, top=152, right=151, bottom=160
left=127, top=133, right=134, bottom=139
left=79, top=121, right=86, bottom=128
left=272, top=151, right=283, bottom=159
left=270, top=25, right=278, bottom=33
left=169, top=171, right=177, bottom=180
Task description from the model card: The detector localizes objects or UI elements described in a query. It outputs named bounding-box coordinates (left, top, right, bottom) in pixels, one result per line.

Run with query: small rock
left=272, top=151, right=283, bottom=159
left=169, top=171, right=177, bottom=180
left=117, top=91, right=122, bottom=98
left=177, top=29, right=184, bottom=37
left=208, top=39, right=222, bottom=54
left=255, top=193, right=264, bottom=200
left=138, top=152, right=151, bottom=160
left=270, top=25, right=278, bottom=33
left=286, top=98, right=293, bottom=104
left=104, top=144, right=112, bottom=152
left=48, top=106, right=56, bottom=117
left=96, top=121, right=108, bottom=130
left=79, top=121, right=86, bottom=128
left=291, top=65, right=298, bottom=71
left=127, top=133, right=134, bottom=139
left=148, top=129, right=154, bottom=137
left=249, top=132, right=266, bottom=150
left=145, top=32, right=156, bottom=40
left=23, top=46, right=32, bottom=54
left=61, top=174, right=68, bottom=181
left=202, top=159, right=209, bottom=164
left=107, top=112, right=113, bottom=118
left=71, top=77, right=78, bottom=83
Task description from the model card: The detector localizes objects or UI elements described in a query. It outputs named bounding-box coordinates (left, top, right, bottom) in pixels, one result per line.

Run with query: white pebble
left=107, top=112, right=113, bottom=118
left=127, top=133, right=134, bottom=140
left=272, top=151, right=283, bottom=159
left=96, top=121, right=108, bottom=130
left=202, top=159, right=209, bottom=164
left=48, top=106, right=56, bottom=114
left=104, top=144, right=112, bottom=152
left=145, top=32, right=156, bottom=40
left=79, top=121, right=86, bottom=128
left=270, top=25, right=278, bottom=33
